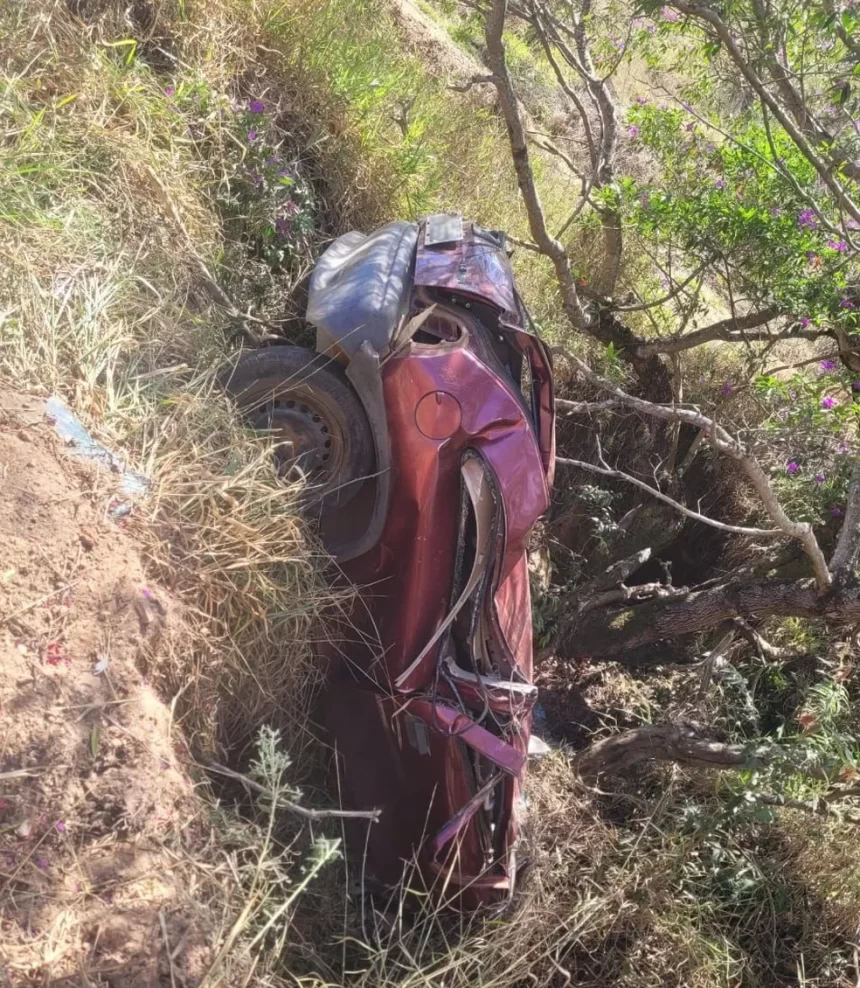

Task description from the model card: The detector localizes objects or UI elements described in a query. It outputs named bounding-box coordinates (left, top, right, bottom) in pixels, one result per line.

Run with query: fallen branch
left=576, top=724, right=770, bottom=778
left=558, top=578, right=860, bottom=660
left=753, top=792, right=860, bottom=828
left=203, top=758, right=380, bottom=822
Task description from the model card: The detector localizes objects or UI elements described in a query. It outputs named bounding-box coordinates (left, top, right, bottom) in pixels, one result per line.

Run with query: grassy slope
left=3, top=0, right=860, bottom=985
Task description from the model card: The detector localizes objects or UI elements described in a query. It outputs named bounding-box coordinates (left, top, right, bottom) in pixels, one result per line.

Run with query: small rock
left=79, top=530, right=96, bottom=552
left=16, top=819, right=32, bottom=839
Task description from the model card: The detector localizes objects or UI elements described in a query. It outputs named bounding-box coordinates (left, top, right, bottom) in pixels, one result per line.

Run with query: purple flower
left=720, top=382, right=733, bottom=395
left=770, top=206, right=782, bottom=217
left=715, top=178, right=726, bottom=190
left=628, top=125, right=641, bottom=139
left=684, top=121, right=695, bottom=132
left=705, top=143, right=715, bottom=153
left=853, top=381, right=860, bottom=391
left=787, top=461, right=800, bottom=474
left=164, top=86, right=175, bottom=97
left=246, top=130, right=257, bottom=142
left=842, top=298, right=857, bottom=310
left=831, top=506, right=844, bottom=518
left=815, top=473, right=826, bottom=484
left=800, top=317, right=812, bottom=328
left=798, top=209, right=818, bottom=230
left=636, top=96, right=650, bottom=105
left=55, top=820, right=66, bottom=833
left=827, top=240, right=848, bottom=252
left=820, top=359, right=837, bottom=371
left=248, top=99, right=265, bottom=113
left=660, top=6, right=680, bottom=20
left=822, top=396, right=837, bottom=409
left=35, top=856, right=49, bottom=871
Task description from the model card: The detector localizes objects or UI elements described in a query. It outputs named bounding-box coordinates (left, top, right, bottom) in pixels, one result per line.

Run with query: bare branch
left=633, top=307, right=792, bottom=357
left=576, top=724, right=771, bottom=778
left=203, top=758, right=380, bottom=822
left=753, top=792, right=860, bottom=828
left=484, top=0, right=590, bottom=329
left=557, top=454, right=781, bottom=537
left=555, top=347, right=833, bottom=589
left=733, top=616, right=797, bottom=660
left=556, top=398, right=626, bottom=413
left=531, top=12, right=598, bottom=173
left=536, top=0, right=623, bottom=295
left=830, top=457, right=860, bottom=577
left=447, top=73, right=495, bottom=93
left=613, top=261, right=709, bottom=312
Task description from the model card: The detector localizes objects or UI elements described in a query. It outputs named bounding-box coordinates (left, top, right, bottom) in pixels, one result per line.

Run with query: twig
left=159, top=911, right=179, bottom=988
left=699, top=626, right=736, bottom=694
left=733, top=616, right=795, bottom=660
left=557, top=455, right=781, bottom=537
left=447, top=73, right=495, bottom=92
left=0, top=581, right=79, bottom=626
left=0, top=767, right=48, bottom=780
left=753, top=792, right=860, bottom=827
left=203, top=758, right=380, bottom=822
left=556, top=398, right=626, bottom=413
left=555, top=347, right=833, bottom=590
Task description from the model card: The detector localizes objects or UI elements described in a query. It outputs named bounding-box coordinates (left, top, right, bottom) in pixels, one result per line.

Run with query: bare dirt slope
left=0, top=394, right=219, bottom=987
left=388, top=0, right=484, bottom=81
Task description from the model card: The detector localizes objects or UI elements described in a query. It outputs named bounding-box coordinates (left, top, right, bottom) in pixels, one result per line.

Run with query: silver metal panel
left=424, top=213, right=464, bottom=246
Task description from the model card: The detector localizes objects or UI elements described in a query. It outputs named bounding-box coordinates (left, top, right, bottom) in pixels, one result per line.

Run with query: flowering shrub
left=162, top=86, right=318, bottom=274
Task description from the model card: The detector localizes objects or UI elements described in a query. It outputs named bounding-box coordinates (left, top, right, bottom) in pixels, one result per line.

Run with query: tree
left=463, top=0, right=860, bottom=775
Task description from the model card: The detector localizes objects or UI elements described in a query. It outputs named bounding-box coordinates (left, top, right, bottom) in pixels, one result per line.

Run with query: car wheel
left=222, top=346, right=375, bottom=511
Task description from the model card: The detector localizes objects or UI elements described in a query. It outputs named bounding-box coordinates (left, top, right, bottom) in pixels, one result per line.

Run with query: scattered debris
left=44, top=395, right=150, bottom=497
left=43, top=641, right=69, bottom=668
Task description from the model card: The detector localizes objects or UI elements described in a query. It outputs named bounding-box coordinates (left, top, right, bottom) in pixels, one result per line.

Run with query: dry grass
left=4, top=0, right=860, bottom=986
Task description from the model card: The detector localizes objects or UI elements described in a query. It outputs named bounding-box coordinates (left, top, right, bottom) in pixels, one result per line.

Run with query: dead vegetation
left=3, top=0, right=860, bottom=985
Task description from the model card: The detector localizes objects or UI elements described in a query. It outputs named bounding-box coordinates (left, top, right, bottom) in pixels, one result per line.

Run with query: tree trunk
left=557, top=578, right=860, bottom=661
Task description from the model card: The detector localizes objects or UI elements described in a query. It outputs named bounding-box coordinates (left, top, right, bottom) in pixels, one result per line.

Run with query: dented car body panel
left=308, top=214, right=555, bottom=907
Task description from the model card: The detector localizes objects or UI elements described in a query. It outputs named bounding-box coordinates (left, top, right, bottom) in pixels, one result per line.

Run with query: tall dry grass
left=4, top=1, right=860, bottom=985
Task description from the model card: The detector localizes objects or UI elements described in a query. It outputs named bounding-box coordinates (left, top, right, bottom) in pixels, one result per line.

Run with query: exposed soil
left=0, top=393, right=216, bottom=987
left=389, top=0, right=485, bottom=82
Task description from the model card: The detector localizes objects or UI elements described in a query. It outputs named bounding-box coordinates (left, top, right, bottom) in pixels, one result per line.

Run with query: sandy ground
left=0, top=392, right=217, bottom=987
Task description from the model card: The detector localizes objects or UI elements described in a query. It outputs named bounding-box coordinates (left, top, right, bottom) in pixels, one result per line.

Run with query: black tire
left=222, top=346, right=375, bottom=511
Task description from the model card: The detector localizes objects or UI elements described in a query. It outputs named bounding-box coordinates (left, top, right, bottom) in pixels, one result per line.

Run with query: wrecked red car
left=225, top=214, right=555, bottom=907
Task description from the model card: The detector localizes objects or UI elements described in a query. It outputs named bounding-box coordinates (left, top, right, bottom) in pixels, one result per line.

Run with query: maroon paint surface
left=327, top=220, right=555, bottom=907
